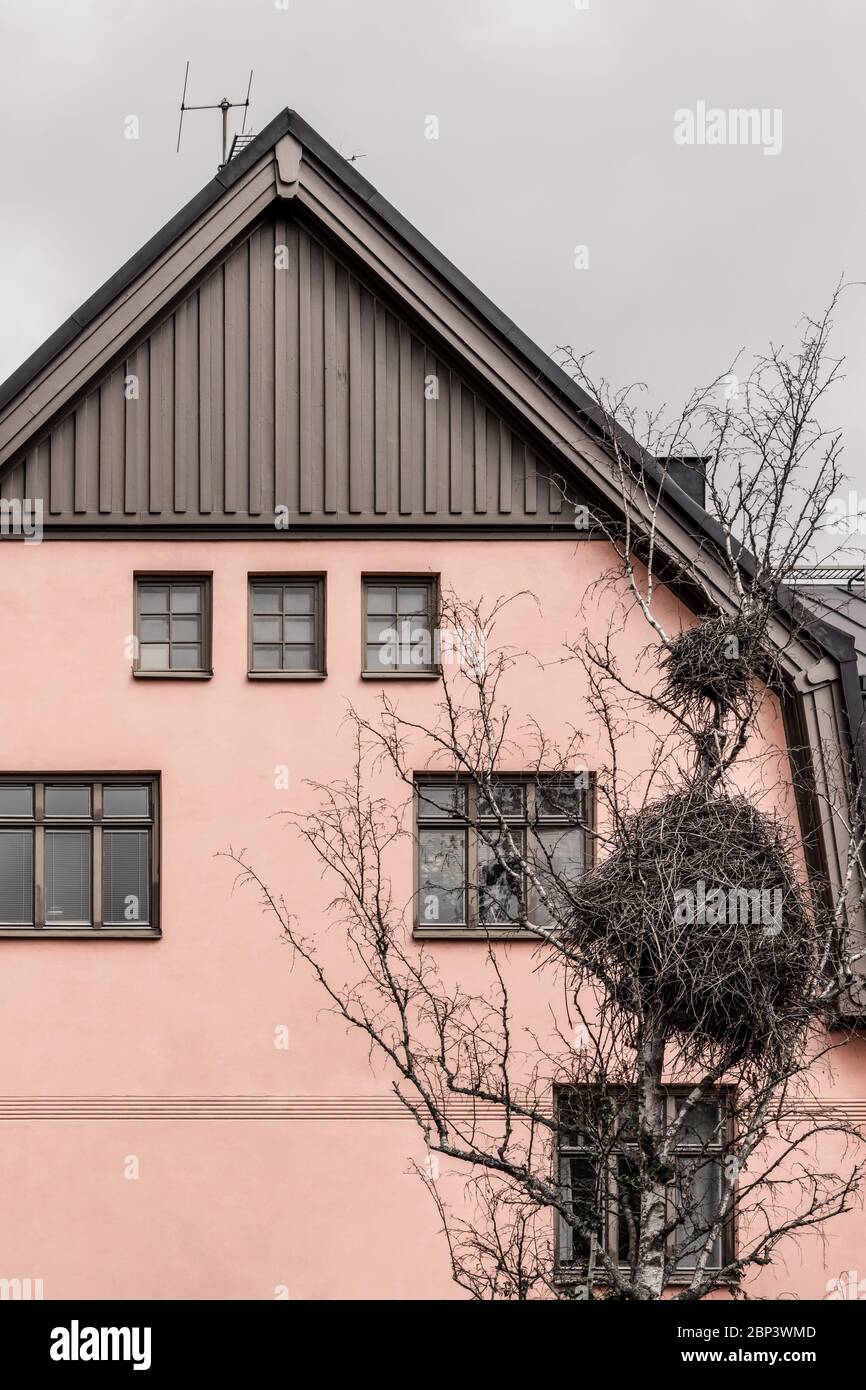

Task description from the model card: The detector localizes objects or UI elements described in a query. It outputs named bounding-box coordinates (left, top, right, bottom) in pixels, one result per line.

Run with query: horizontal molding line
left=0, top=1095, right=507, bottom=1122
left=0, top=1096, right=863, bottom=1122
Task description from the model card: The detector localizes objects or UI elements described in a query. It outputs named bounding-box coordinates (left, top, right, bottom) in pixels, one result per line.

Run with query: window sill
left=247, top=671, right=327, bottom=681
left=362, top=670, right=441, bottom=681
left=0, top=928, right=161, bottom=939
left=133, top=670, right=213, bottom=681
left=555, top=1267, right=733, bottom=1290
left=414, top=927, right=542, bottom=941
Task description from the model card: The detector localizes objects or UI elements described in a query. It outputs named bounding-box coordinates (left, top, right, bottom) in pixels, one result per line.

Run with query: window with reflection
left=557, top=1087, right=731, bottom=1277
left=415, top=774, right=591, bottom=932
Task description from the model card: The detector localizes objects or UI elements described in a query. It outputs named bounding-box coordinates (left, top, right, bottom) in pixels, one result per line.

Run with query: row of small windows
left=133, top=574, right=438, bottom=679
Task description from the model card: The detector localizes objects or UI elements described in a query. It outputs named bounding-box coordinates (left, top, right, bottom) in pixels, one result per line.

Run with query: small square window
left=171, top=586, right=200, bottom=614
left=254, top=616, right=282, bottom=643
left=249, top=577, right=325, bottom=676
left=283, top=647, right=314, bottom=671
left=135, top=577, right=211, bottom=675
left=139, top=586, right=169, bottom=615
left=253, top=587, right=282, bottom=615
left=139, top=616, right=170, bottom=643
left=363, top=577, right=437, bottom=674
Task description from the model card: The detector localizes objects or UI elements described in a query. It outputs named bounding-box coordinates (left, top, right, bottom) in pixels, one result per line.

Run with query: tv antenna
left=176, top=62, right=254, bottom=167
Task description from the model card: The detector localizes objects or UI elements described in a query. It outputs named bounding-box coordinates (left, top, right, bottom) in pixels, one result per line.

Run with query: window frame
left=361, top=574, right=440, bottom=679
left=133, top=573, right=213, bottom=679
left=413, top=773, right=594, bottom=938
left=555, top=1085, right=734, bottom=1284
left=0, top=774, right=160, bottom=939
left=247, top=573, right=327, bottom=680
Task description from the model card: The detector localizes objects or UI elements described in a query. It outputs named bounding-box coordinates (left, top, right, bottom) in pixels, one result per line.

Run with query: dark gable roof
left=1, top=107, right=862, bottom=757
left=0, top=109, right=621, bottom=454
left=0, top=109, right=800, bottom=539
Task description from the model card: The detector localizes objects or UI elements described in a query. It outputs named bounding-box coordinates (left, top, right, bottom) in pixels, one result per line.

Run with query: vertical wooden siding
left=0, top=215, right=576, bottom=527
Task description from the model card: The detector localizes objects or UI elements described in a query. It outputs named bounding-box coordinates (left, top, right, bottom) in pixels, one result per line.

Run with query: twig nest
left=662, top=616, right=764, bottom=714
left=564, top=790, right=817, bottom=1068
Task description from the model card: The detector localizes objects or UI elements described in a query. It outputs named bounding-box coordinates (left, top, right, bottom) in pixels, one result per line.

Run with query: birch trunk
left=635, top=1026, right=669, bottom=1299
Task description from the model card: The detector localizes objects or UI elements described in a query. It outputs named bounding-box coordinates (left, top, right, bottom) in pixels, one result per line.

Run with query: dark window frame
left=133, top=573, right=213, bottom=679
left=555, top=1085, right=734, bottom=1284
left=362, top=574, right=440, bottom=679
left=247, top=573, right=327, bottom=680
left=413, top=773, right=593, bottom=938
left=0, top=774, right=160, bottom=939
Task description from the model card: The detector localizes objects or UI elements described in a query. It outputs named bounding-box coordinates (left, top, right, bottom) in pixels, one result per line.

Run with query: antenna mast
left=176, top=63, right=254, bottom=167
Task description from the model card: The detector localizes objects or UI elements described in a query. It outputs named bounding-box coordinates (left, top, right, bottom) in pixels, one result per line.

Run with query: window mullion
left=467, top=780, right=478, bottom=929
left=34, top=824, right=44, bottom=929
left=609, top=1155, right=620, bottom=1266
left=518, top=792, right=528, bottom=917
left=559, top=1156, right=574, bottom=1264
left=92, top=824, right=102, bottom=928
left=33, top=782, right=44, bottom=929
left=92, top=782, right=103, bottom=928
left=524, top=781, right=535, bottom=919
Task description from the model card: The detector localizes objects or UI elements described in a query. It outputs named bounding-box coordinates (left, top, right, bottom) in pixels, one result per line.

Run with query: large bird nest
left=564, top=789, right=818, bottom=1070
left=661, top=615, right=766, bottom=717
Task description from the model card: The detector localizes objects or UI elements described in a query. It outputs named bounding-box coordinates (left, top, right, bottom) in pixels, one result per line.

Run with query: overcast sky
left=2, top=0, right=865, bottom=501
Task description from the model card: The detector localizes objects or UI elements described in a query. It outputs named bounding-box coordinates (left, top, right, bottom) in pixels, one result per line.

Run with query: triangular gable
left=0, top=211, right=583, bottom=528
left=0, top=109, right=725, bottom=554
left=0, top=111, right=606, bottom=531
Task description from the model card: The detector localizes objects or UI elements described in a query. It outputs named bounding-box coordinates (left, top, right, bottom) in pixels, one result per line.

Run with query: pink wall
left=0, top=536, right=863, bottom=1299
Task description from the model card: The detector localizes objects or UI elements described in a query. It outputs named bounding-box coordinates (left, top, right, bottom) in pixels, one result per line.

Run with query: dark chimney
left=658, top=455, right=707, bottom=509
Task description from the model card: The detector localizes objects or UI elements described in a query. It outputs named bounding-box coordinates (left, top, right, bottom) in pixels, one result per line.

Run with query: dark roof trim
left=0, top=108, right=736, bottom=538
left=0, top=108, right=617, bottom=443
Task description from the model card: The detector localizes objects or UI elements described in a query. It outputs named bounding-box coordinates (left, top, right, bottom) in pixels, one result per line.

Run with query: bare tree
left=224, top=293, right=866, bottom=1299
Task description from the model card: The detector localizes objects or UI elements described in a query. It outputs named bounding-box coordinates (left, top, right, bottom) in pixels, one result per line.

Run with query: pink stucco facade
left=0, top=534, right=863, bottom=1299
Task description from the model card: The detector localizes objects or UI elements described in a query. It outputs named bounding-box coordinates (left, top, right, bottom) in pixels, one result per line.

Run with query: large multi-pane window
left=248, top=576, right=325, bottom=676
left=363, top=577, right=438, bottom=675
left=134, top=575, right=211, bottom=675
left=0, top=777, right=159, bottom=936
left=415, top=775, right=590, bottom=932
left=557, top=1087, right=731, bottom=1277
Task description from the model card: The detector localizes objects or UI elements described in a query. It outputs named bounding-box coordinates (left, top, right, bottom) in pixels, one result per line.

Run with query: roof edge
left=0, top=109, right=294, bottom=415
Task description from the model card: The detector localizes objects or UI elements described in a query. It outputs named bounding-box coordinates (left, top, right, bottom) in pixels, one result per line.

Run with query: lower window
left=0, top=776, right=159, bottom=936
left=557, top=1087, right=732, bottom=1278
